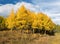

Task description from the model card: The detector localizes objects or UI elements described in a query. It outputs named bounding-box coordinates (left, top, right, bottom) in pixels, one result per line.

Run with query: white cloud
left=0, top=4, right=14, bottom=16
left=33, top=0, right=60, bottom=25
left=0, top=2, right=40, bottom=16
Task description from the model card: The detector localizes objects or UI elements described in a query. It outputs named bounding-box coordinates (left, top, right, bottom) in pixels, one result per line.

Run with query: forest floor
left=0, top=30, right=60, bottom=44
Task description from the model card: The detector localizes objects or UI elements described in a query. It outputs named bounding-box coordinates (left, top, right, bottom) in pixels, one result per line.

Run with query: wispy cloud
left=31, top=0, right=60, bottom=25
left=0, top=2, right=40, bottom=16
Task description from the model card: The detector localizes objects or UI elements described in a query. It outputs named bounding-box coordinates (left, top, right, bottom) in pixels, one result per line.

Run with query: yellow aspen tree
left=6, top=9, right=15, bottom=30
left=15, top=5, right=28, bottom=30
left=15, top=5, right=36, bottom=31
left=26, top=10, right=37, bottom=30
left=37, top=12, right=55, bottom=31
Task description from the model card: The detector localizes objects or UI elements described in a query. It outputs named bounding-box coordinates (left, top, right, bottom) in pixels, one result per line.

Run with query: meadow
left=0, top=30, right=60, bottom=44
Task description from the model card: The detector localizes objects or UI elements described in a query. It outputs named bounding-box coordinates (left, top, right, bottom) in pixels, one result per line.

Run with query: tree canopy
left=0, top=5, right=56, bottom=33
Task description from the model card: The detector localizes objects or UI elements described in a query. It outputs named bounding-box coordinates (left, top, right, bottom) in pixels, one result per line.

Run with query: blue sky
left=0, top=0, right=32, bottom=4
left=0, top=0, right=60, bottom=25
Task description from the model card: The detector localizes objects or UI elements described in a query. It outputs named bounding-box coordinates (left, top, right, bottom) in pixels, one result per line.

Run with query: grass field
left=0, top=30, right=60, bottom=44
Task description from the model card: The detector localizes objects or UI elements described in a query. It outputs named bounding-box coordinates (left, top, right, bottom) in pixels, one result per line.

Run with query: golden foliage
left=5, top=9, right=15, bottom=30
left=4, top=5, right=55, bottom=31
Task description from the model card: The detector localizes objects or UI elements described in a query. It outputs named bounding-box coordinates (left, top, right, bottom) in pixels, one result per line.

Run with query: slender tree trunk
left=33, top=29, right=34, bottom=33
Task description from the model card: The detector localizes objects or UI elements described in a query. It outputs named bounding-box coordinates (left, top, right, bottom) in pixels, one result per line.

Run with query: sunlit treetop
left=18, top=5, right=26, bottom=13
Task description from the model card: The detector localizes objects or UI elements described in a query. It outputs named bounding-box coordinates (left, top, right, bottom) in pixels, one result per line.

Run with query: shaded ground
left=0, top=30, right=60, bottom=44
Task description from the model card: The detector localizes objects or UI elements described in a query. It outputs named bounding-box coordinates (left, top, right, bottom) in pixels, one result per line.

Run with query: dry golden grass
left=51, top=33, right=60, bottom=44
left=0, top=30, right=60, bottom=44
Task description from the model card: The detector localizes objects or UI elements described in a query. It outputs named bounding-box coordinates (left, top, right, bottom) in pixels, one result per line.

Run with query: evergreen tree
left=0, top=16, right=5, bottom=30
